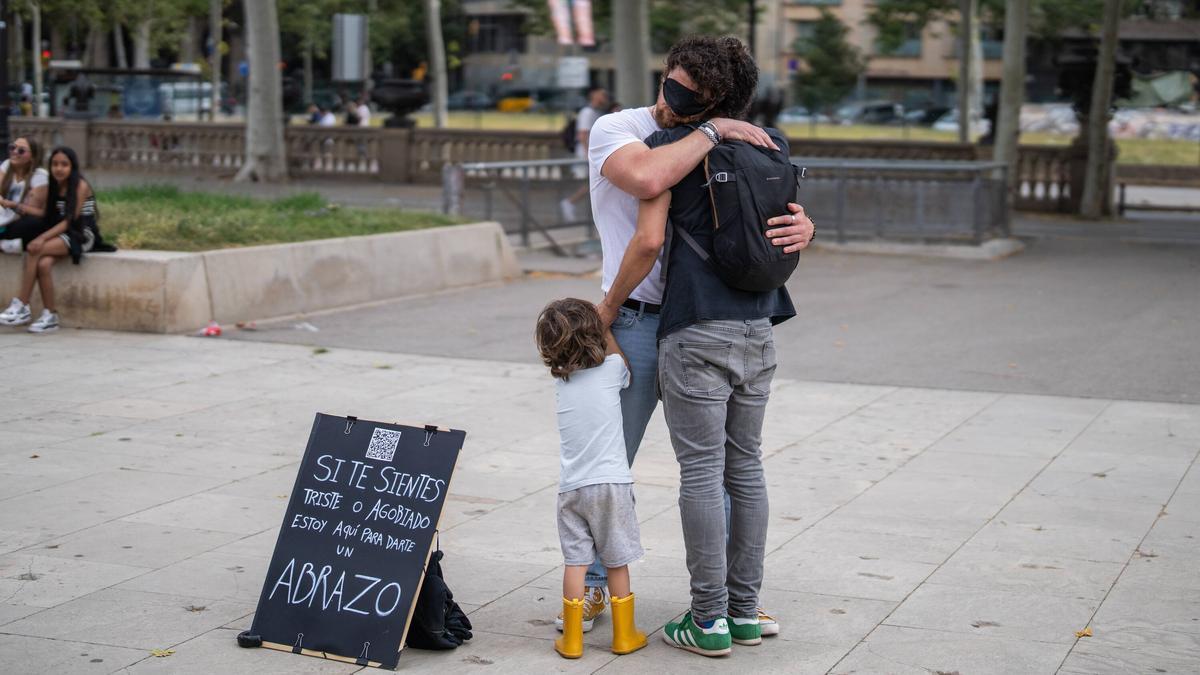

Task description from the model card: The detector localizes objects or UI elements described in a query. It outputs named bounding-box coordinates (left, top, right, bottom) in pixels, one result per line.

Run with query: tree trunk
left=32, top=2, right=42, bottom=116
left=956, top=0, right=971, bottom=143
left=133, top=19, right=151, bottom=69
left=113, top=21, right=128, bottom=69
left=993, top=0, right=1028, bottom=202
left=210, top=0, right=223, bottom=119
left=85, top=26, right=110, bottom=68
left=180, top=16, right=198, bottom=64
left=14, top=12, right=25, bottom=90
left=302, top=33, right=313, bottom=105
left=425, top=0, right=449, bottom=128
left=613, top=0, right=651, bottom=107
left=235, top=0, right=287, bottom=183
left=1079, top=0, right=1120, bottom=219
left=968, top=0, right=983, bottom=124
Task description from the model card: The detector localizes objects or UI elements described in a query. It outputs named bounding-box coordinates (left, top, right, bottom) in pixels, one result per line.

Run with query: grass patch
left=102, top=186, right=463, bottom=252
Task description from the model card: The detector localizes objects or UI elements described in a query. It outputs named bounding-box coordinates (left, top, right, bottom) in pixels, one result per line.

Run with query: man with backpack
left=560, top=86, right=610, bottom=223
left=557, top=34, right=813, bottom=655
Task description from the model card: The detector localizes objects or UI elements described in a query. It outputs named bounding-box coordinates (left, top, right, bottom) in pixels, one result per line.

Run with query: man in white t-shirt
left=554, top=37, right=815, bottom=640
left=560, top=86, right=610, bottom=223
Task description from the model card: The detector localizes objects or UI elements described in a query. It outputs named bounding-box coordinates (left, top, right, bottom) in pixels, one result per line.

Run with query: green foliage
left=869, top=0, right=1150, bottom=50
left=363, top=0, right=467, bottom=78
left=507, top=0, right=752, bottom=53
left=100, top=186, right=462, bottom=252
left=793, top=10, right=865, bottom=115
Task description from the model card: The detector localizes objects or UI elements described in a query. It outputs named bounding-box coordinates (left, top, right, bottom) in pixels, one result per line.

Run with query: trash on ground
left=195, top=321, right=221, bottom=337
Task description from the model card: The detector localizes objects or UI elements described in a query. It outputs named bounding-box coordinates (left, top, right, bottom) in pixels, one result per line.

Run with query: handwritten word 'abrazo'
left=312, top=456, right=446, bottom=503
left=268, top=558, right=404, bottom=618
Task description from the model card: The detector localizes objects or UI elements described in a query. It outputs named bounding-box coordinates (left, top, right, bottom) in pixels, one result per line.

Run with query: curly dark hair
left=664, top=35, right=758, bottom=121
left=535, top=298, right=607, bottom=381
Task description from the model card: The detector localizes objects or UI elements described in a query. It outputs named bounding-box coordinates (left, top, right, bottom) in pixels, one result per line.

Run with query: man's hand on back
left=709, top=119, right=779, bottom=151
left=765, top=203, right=815, bottom=254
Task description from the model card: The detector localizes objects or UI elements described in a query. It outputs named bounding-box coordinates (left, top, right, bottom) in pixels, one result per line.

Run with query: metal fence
left=442, top=156, right=1010, bottom=251
left=793, top=158, right=1010, bottom=243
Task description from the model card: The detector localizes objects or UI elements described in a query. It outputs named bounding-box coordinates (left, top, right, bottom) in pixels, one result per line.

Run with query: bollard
left=441, top=163, right=464, bottom=216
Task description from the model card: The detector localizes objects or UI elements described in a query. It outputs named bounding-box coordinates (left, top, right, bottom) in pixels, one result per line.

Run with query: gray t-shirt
left=556, top=354, right=632, bottom=493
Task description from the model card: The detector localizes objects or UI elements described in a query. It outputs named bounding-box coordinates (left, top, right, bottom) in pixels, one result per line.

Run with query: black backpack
left=405, top=549, right=473, bottom=650
left=561, top=114, right=578, bottom=153
left=671, top=128, right=801, bottom=293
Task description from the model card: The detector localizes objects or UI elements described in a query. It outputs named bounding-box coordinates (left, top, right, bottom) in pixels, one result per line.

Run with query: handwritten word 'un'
left=313, top=455, right=445, bottom=503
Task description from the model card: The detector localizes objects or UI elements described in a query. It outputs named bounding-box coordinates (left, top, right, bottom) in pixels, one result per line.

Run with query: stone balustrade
left=9, top=117, right=1142, bottom=213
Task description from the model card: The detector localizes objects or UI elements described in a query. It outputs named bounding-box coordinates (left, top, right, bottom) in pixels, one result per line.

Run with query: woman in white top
left=0, top=137, right=50, bottom=250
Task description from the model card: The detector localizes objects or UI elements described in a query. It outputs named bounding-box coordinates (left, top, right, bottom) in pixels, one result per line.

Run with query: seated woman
left=0, top=137, right=49, bottom=252
left=0, top=147, right=99, bottom=333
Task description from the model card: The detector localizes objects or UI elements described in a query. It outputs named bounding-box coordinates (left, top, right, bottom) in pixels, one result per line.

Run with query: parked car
left=497, top=89, right=537, bottom=113
left=533, top=90, right=587, bottom=114
left=903, top=106, right=951, bottom=126
left=932, top=109, right=992, bottom=136
left=777, top=105, right=831, bottom=124
left=835, top=101, right=904, bottom=125
left=447, top=90, right=494, bottom=111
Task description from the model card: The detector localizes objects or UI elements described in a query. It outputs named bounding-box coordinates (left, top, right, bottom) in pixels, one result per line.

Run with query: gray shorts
left=557, top=483, right=643, bottom=568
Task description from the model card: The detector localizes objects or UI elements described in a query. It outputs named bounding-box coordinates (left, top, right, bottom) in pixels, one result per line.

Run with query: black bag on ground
left=405, top=549, right=473, bottom=650
left=561, top=114, right=578, bottom=153
left=673, top=128, right=801, bottom=293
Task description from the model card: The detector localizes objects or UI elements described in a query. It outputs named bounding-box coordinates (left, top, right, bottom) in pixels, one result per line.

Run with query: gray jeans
left=658, top=319, right=775, bottom=623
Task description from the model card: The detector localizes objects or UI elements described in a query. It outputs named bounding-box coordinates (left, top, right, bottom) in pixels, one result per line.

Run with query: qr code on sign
left=366, top=428, right=402, bottom=462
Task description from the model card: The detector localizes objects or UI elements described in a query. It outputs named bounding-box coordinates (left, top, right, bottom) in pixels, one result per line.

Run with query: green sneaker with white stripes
left=661, top=611, right=732, bottom=657
left=729, top=615, right=763, bottom=645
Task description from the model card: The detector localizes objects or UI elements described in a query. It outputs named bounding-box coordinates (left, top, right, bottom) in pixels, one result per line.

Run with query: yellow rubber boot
left=555, top=597, right=585, bottom=659
left=609, top=593, right=647, bottom=655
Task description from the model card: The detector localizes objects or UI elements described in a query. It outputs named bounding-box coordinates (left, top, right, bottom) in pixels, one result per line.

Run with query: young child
left=535, top=298, right=647, bottom=659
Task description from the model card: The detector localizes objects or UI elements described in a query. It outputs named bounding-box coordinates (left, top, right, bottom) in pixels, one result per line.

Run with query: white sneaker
left=0, top=239, right=22, bottom=254
left=28, top=309, right=59, bottom=333
left=0, top=297, right=31, bottom=326
left=559, top=198, right=577, bottom=223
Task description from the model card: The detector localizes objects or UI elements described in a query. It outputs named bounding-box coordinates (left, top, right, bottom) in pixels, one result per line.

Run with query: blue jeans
left=585, top=305, right=659, bottom=588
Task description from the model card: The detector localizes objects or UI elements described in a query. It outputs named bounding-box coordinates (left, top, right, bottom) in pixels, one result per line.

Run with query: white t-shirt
left=357, top=103, right=371, bottom=127
left=557, top=354, right=632, bottom=493
left=0, top=159, right=49, bottom=204
left=587, top=106, right=665, bottom=305
left=574, top=105, right=600, bottom=159
left=319, top=112, right=336, bottom=127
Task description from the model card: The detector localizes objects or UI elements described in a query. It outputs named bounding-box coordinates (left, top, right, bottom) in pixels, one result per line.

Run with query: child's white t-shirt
left=556, top=354, right=632, bottom=493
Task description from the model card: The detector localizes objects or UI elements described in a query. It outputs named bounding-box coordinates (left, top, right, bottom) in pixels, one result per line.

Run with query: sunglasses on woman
left=7, top=144, right=28, bottom=156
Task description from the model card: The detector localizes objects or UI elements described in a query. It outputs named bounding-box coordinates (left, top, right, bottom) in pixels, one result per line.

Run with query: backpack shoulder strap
left=659, top=217, right=711, bottom=284
left=671, top=219, right=710, bottom=262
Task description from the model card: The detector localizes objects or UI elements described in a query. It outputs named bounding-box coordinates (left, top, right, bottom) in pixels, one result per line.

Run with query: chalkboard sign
left=245, top=413, right=465, bottom=669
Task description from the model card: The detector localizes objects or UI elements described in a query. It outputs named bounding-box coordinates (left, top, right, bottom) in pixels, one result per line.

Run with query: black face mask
left=663, top=77, right=708, bottom=117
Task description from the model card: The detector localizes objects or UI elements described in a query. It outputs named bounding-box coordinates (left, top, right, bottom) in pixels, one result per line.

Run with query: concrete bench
left=0, top=222, right=519, bottom=333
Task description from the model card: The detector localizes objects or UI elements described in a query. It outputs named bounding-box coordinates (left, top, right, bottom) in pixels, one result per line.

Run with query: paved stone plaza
left=1, top=326, right=1197, bottom=674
